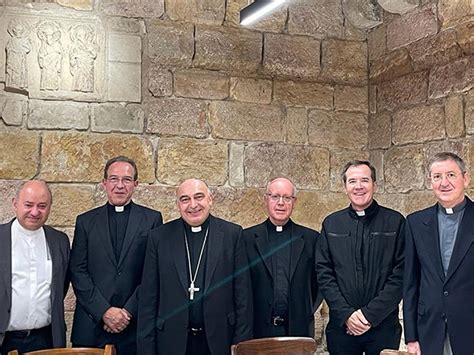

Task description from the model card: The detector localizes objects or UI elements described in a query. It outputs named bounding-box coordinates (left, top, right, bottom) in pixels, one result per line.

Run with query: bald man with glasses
left=244, top=177, right=321, bottom=338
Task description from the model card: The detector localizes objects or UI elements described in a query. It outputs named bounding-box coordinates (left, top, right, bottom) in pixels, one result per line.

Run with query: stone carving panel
left=1, top=9, right=106, bottom=102
left=5, top=19, right=32, bottom=90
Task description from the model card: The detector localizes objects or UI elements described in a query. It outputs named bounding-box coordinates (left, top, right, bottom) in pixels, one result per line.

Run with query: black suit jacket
left=0, top=220, right=70, bottom=348
left=69, top=202, right=162, bottom=346
left=137, top=215, right=253, bottom=355
left=403, top=197, right=474, bottom=355
left=244, top=219, right=320, bottom=338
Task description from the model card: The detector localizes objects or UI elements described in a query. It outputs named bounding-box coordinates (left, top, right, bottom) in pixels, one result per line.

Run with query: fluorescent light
left=240, top=0, right=286, bottom=26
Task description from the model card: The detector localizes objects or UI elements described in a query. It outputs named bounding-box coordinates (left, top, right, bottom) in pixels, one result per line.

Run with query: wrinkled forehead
left=267, top=178, right=294, bottom=193
left=177, top=179, right=210, bottom=198
left=429, top=158, right=463, bottom=173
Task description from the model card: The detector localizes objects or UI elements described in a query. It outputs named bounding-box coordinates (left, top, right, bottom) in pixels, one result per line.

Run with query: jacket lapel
left=289, top=223, right=304, bottom=282
left=97, top=205, right=117, bottom=266
left=422, top=206, right=445, bottom=282
left=0, top=222, right=13, bottom=307
left=445, top=198, right=474, bottom=282
left=118, top=202, right=143, bottom=267
left=172, top=219, right=189, bottom=295
left=44, top=226, right=59, bottom=305
left=254, top=222, right=273, bottom=279
left=204, top=216, right=223, bottom=292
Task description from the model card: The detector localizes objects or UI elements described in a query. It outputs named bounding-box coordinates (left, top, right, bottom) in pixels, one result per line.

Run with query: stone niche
left=0, top=6, right=141, bottom=103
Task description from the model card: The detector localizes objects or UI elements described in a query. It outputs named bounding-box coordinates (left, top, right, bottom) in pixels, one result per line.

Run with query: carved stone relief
left=69, top=24, right=97, bottom=92
left=37, top=20, right=63, bottom=91
left=1, top=8, right=106, bottom=101
left=5, top=19, right=32, bottom=90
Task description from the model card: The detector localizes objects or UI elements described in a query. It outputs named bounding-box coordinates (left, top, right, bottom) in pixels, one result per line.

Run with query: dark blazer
left=69, top=202, right=162, bottom=347
left=403, top=197, right=474, bottom=355
left=244, top=219, right=320, bottom=338
left=137, top=215, right=253, bottom=355
left=0, top=220, right=70, bottom=348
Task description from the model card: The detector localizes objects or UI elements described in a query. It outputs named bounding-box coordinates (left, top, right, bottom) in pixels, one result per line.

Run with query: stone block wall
left=1, top=0, right=472, bottom=352
left=0, top=0, right=371, bottom=351
left=368, top=0, right=473, bottom=216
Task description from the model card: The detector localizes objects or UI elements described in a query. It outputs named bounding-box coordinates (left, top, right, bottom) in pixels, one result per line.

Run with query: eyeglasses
left=107, top=176, right=135, bottom=185
left=430, top=172, right=460, bottom=183
left=266, top=193, right=295, bottom=204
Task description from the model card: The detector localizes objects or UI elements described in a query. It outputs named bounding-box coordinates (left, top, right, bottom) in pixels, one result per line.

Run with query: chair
left=380, top=350, right=415, bottom=355
left=231, top=337, right=317, bottom=354
left=8, top=344, right=115, bottom=355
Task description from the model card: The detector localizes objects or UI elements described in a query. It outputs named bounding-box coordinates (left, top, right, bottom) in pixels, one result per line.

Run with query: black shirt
left=107, top=202, right=131, bottom=261
left=317, top=200, right=405, bottom=327
left=183, top=217, right=210, bottom=328
left=266, top=219, right=292, bottom=317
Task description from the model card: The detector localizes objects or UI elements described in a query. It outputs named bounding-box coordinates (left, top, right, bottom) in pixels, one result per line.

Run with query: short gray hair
left=428, top=152, right=466, bottom=175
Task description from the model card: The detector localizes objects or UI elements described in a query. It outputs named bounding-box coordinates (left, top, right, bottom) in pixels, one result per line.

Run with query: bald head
left=13, top=180, right=52, bottom=231
left=177, top=179, right=213, bottom=226
left=265, top=177, right=297, bottom=226
left=266, top=177, right=297, bottom=196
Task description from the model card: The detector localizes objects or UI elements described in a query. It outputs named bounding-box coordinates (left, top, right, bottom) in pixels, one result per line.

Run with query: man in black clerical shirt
left=317, top=161, right=405, bottom=355
left=244, top=177, right=320, bottom=338
left=70, top=156, right=163, bottom=355
left=137, top=178, right=252, bottom=355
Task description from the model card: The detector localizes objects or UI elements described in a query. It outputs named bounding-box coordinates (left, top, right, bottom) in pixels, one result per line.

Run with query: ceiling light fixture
left=240, top=0, right=286, bottom=26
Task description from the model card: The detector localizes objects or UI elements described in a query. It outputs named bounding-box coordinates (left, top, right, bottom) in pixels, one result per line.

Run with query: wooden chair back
left=231, top=337, right=317, bottom=355
left=8, top=344, right=115, bottom=355
left=380, top=350, right=416, bottom=355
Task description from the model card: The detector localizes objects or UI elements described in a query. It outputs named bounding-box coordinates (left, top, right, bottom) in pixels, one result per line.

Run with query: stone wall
left=0, top=0, right=371, bottom=351
left=368, top=0, right=473, bottom=216
left=0, top=0, right=472, bottom=352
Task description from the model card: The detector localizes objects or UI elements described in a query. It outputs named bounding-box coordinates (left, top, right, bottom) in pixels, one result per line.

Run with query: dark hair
left=428, top=152, right=466, bottom=175
left=103, top=156, right=138, bottom=180
left=341, top=160, right=377, bottom=183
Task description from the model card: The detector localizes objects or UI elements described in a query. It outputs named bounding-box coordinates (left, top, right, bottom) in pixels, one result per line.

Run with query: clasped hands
left=345, top=309, right=371, bottom=336
left=102, top=307, right=131, bottom=334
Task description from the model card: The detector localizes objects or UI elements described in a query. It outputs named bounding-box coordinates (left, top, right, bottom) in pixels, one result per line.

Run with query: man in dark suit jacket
left=137, top=178, right=252, bottom=355
left=0, top=180, right=70, bottom=355
left=244, top=177, right=320, bottom=338
left=404, top=152, right=474, bottom=355
left=69, top=156, right=162, bottom=355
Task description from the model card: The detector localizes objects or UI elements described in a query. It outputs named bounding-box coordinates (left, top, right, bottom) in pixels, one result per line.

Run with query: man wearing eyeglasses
left=316, top=160, right=405, bottom=355
left=244, top=177, right=320, bottom=338
left=403, top=152, right=474, bottom=355
left=70, top=156, right=163, bottom=355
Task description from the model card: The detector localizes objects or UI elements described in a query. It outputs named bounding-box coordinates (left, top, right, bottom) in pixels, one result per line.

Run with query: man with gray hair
left=403, top=152, right=474, bottom=355
left=244, top=177, right=320, bottom=338
left=317, top=160, right=405, bottom=355
left=0, top=180, right=70, bottom=354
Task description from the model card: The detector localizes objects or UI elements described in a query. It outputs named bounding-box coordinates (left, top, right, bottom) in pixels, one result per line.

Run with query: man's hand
left=407, top=341, right=421, bottom=355
left=345, top=309, right=371, bottom=336
left=102, top=307, right=131, bottom=333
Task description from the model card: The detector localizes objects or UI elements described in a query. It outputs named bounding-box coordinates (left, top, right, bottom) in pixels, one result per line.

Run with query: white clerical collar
left=356, top=210, right=365, bottom=217
left=439, top=199, right=466, bottom=215
left=111, top=200, right=131, bottom=213
left=276, top=225, right=283, bottom=232
left=191, top=226, right=202, bottom=233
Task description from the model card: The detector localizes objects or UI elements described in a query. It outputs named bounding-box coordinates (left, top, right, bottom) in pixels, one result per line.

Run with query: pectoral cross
left=188, top=281, right=200, bottom=300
